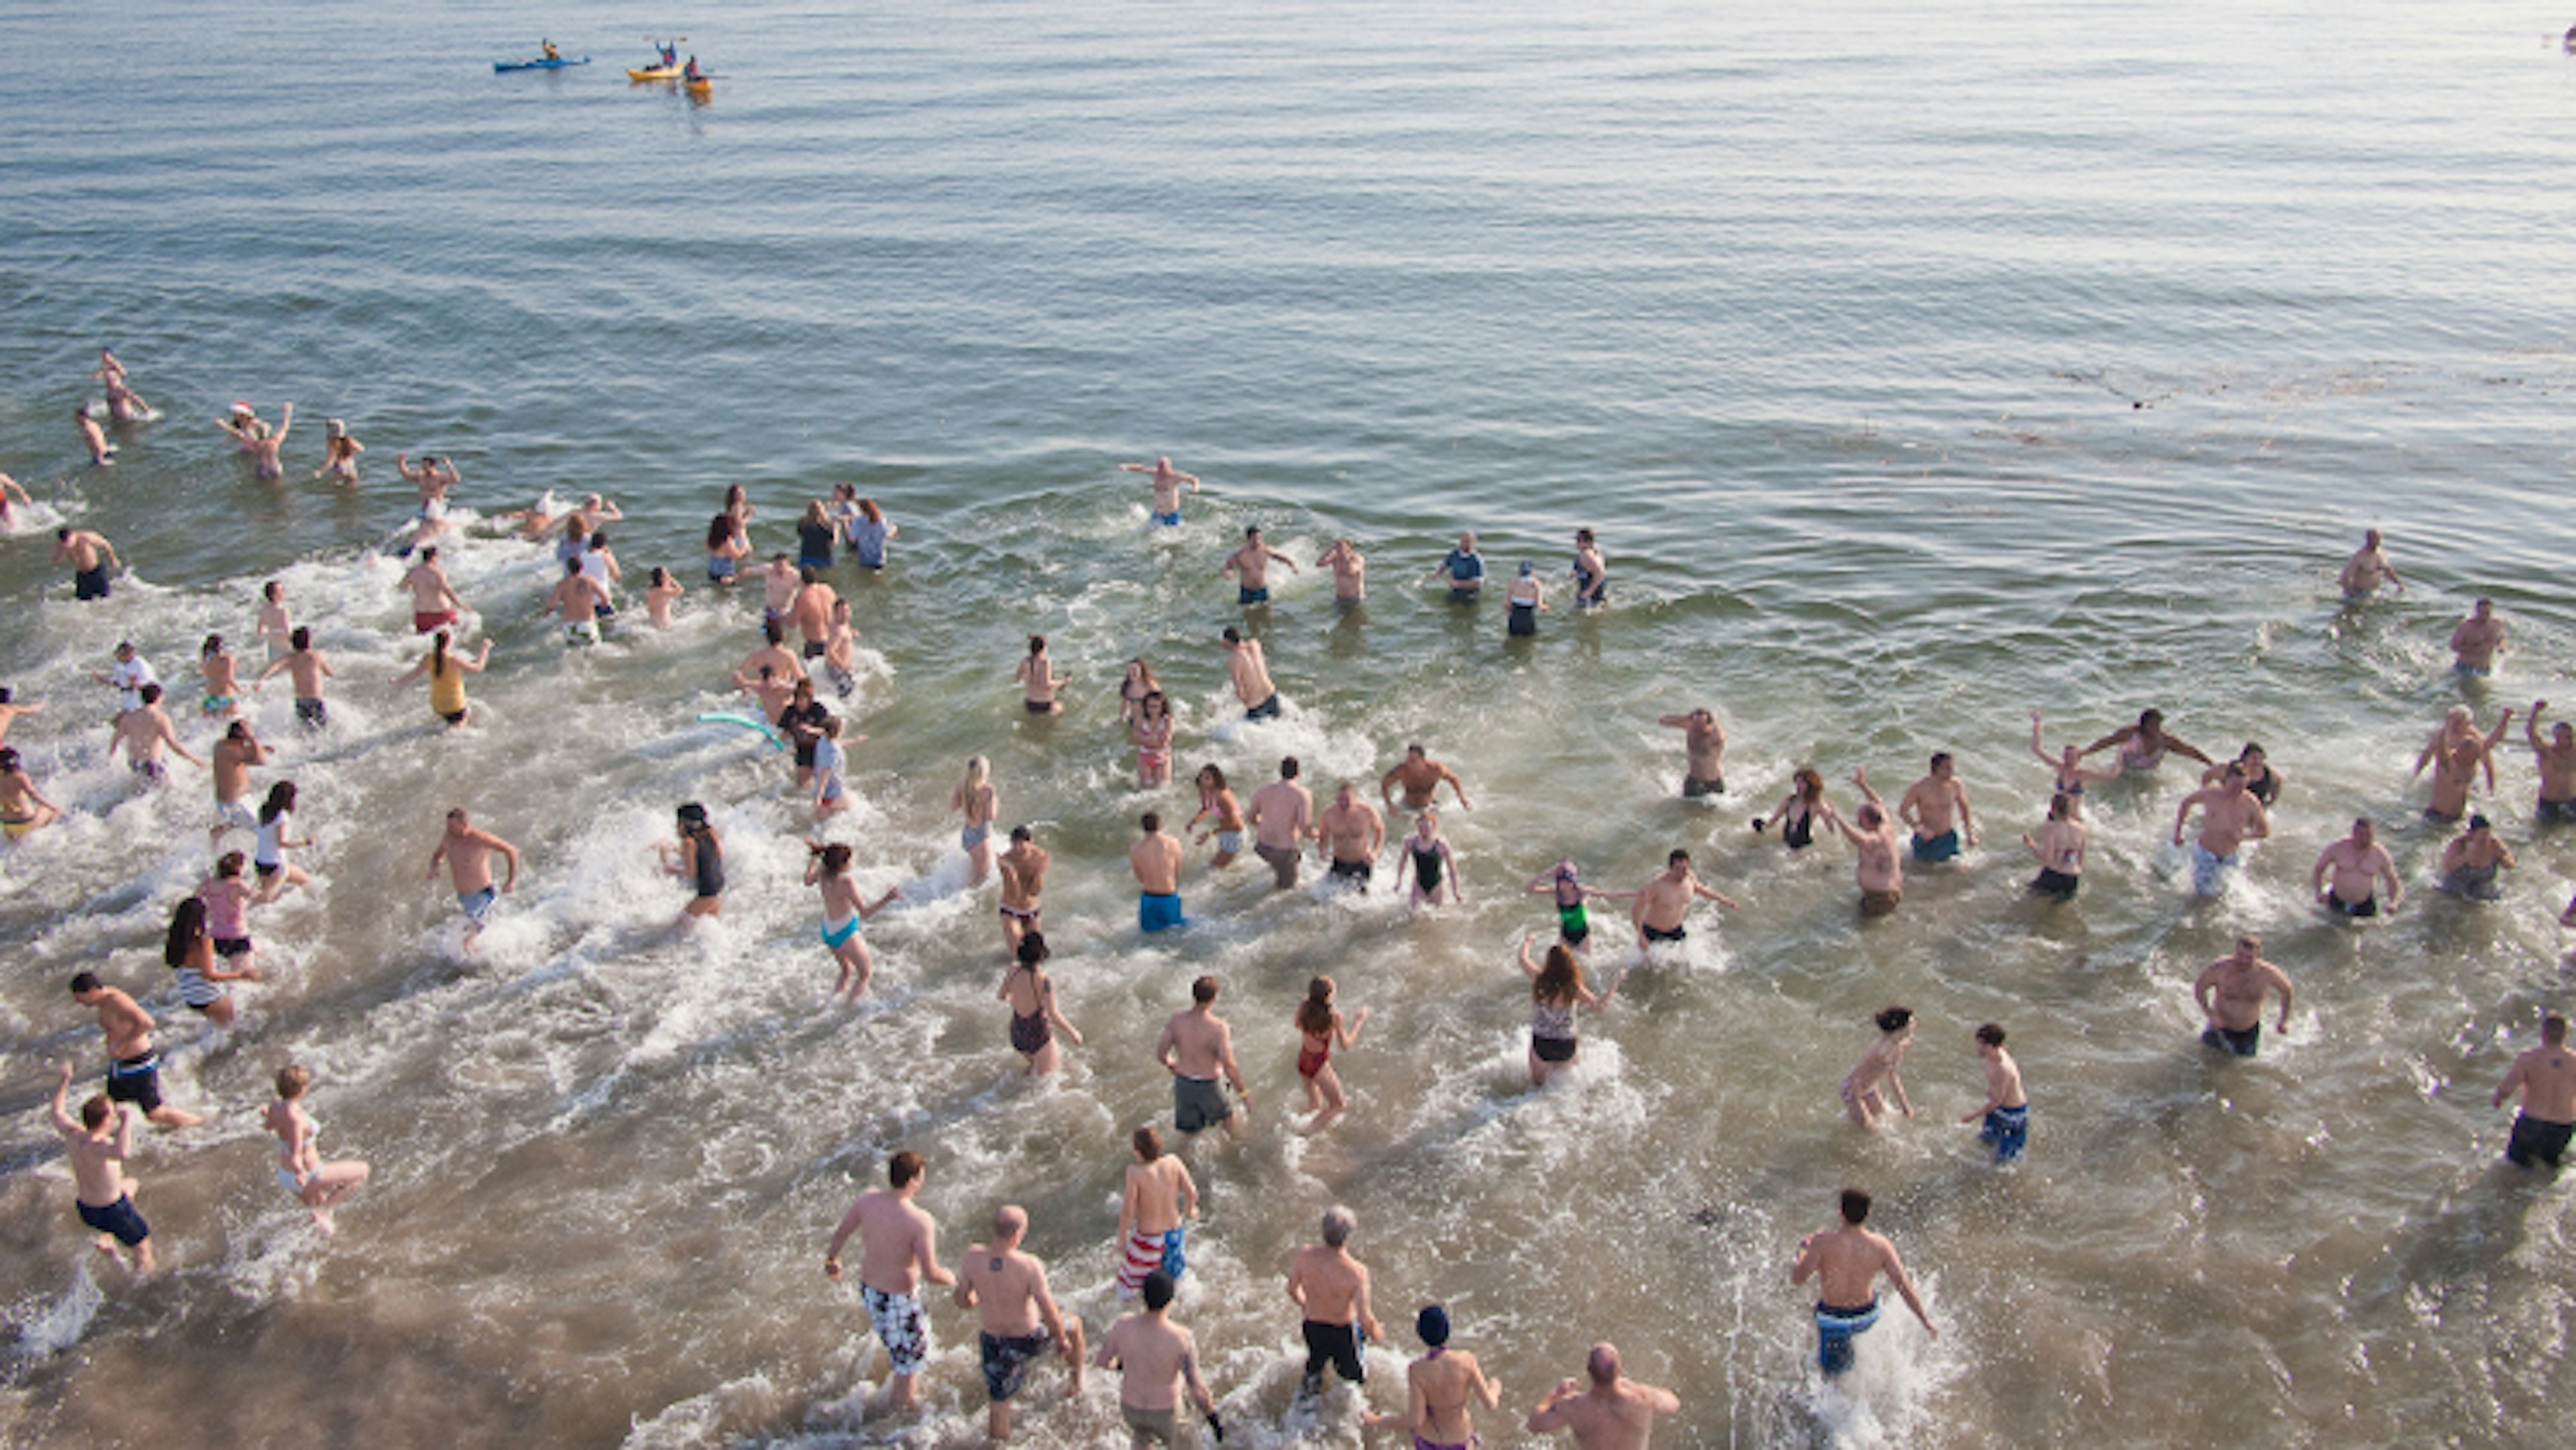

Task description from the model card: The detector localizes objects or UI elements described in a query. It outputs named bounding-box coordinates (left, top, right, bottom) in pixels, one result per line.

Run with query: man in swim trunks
left=2493, top=1011, right=2576, bottom=1170
left=254, top=627, right=336, bottom=730
left=1630, top=849, right=1741, bottom=949
left=545, top=558, right=611, bottom=645
left=399, top=548, right=467, bottom=634
left=1095, top=1270, right=1218, bottom=1448
left=1119, top=455, right=1201, bottom=525
left=2450, top=597, right=2506, bottom=674
left=1288, top=1205, right=1384, bottom=1402
left=759, top=552, right=800, bottom=627
left=1898, top=752, right=1977, bottom=862
left=1219, top=525, right=1298, bottom=607
left=1318, top=781, right=1385, bottom=892
left=68, top=971, right=204, bottom=1129
left=2194, top=936, right=2292, bottom=1058
left=2414, top=705, right=2510, bottom=822
left=207, top=719, right=272, bottom=849
left=52, top=527, right=120, bottom=600
left=2338, top=528, right=2404, bottom=599
left=107, top=684, right=202, bottom=788
left=2311, top=817, right=2401, bottom=917
left=1132, top=813, right=1187, bottom=932
left=1379, top=742, right=1474, bottom=813
left=1315, top=537, right=1366, bottom=604
left=1524, top=1343, right=1680, bottom=1447
left=1117, top=1126, right=1199, bottom=1297
left=824, top=1149, right=954, bottom=1416
left=2082, top=708, right=2214, bottom=773
left=953, top=1204, right=1085, bottom=1439
left=1961, top=1023, right=2028, bottom=1161
left=2436, top=814, right=2515, bottom=901
left=429, top=808, right=519, bottom=954
left=1657, top=709, right=1727, bottom=798
left=49, top=1061, right=154, bottom=1275
left=1790, top=1189, right=1937, bottom=1377
left=1819, top=770, right=1905, bottom=916
left=1426, top=531, right=1484, bottom=604
left=792, top=567, right=839, bottom=662
left=998, top=825, right=1048, bottom=954
left=1222, top=626, right=1284, bottom=719
left=1157, top=976, right=1248, bottom=1140
left=2525, top=701, right=2576, bottom=823
left=1248, top=757, right=1315, bottom=890
left=2171, top=762, right=2270, bottom=896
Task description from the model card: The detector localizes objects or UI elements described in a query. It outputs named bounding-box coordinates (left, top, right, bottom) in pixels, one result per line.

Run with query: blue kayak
left=494, top=56, right=590, bottom=72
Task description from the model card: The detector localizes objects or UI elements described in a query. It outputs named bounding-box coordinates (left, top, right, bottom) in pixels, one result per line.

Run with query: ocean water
left=4, top=1, right=2576, bottom=1445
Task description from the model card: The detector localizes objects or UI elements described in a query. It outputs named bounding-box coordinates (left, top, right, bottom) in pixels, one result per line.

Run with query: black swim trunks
left=2030, top=868, right=2080, bottom=900
left=1328, top=858, right=1373, bottom=888
left=1300, top=1319, right=1366, bottom=1389
left=2507, top=1112, right=2574, bottom=1169
left=104, top=1053, right=164, bottom=1114
left=981, top=1327, right=1054, bottom=1401
left=2327, top=893, right=2378, bottom=919
left=2202, top=1023, right=2261, bottom=1058
left=1642, top=923, right=1686, bottom=943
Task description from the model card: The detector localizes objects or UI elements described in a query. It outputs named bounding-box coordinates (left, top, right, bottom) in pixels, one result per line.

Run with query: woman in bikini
left=998, top=930, right=1083, bottom=1074
left=1362, top=1304, right=1501, bottom=1450
left=264, top=1065, right=370, bottom=1233
left=1189, top=763, right=1245, bottom=868
left=1118, top=658, right=1163, bottom=725
left=198, top=635, right=242, bottom=720
left=805, top=841, right=900, bottom=999
left=1292, top=975, right=1371, bottom=1134
left=1130, top=690, right=1175, bottom=788
left=954, top=757, right=1000, bottom=884
left=167, top=894, right=258, bottom=1029
left=2029, top=709, right=2117, bottom=814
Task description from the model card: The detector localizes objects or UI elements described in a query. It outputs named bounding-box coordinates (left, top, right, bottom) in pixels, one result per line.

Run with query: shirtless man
left=953, top=1204, right=1085, bottom=1440
left=792, top=568, right=839, bottom=662
left=2171, top=762, right=2271, bottom=896
left=824, top=1150, right=954, bottom=1415
left=1317, top=782, right=1385, bottom=892
left=1790, top=1189, right=1937, bottom=1377
left=1630, top=849, right=1741, bottom=949
left=394, top=453, right=458, bottom=556
left=1961, top=1023, right=2028, bottom=1161
left=257, top=580, right=294, bottom=664
left=1316, top=537, right=1366, bottom=604
left=1, top=746, right=64, bottom=839
left=760, top=554, right=801, bottom=627
left=2493, top=1011, right=2576, bottom=1170
left=400, top=547, right=468, bottom=635
left=544, top=558, right=612, bottom=645
left=1117, top=1125, right=1200, bottom=1297
left=998, top=825, right=1049, bottom=953
left=1132, top=813, right=1187, bottom=933
left=1219, top=525, right=1299, bottom=607
left=1120, top=456, right=1201, bottom=525
left=429, top=808, right=520, bottom=953
left=2524, top=701, right=2576, bottom=823
left=2450, top=597, right=2506, bottom=674
left=1095, top=1270, right=1218, bottom=1449
left=52, top=527, right=120, bottom=601
left=733, top=621, right=808, bottom=717
left=1819, top=770, right=1904, bottom=916
left=50, top=1062, right=153, bottom=1275
left=2338, top=528, right=2404, bottom=599
left=1840, top=1006, right=1917, bottom=1130
left=1287, top=1206, right=1383, bottom=1400
left=2437, top=815, right=2515, bottom=902
left=1362, top=1306, right=1499, bottom=1449
left=2412, top=706, right=2510, bottom=822
left=1898, top=752, right=1978, bottom=862
left=1656, top=709, right=1727, bottom=798
left=2082, top=709, right=2212, bottom=773
left=68, top=971, right=204, bottom=1129
left=207, top=720, right=271, bottom=847
left=107, top=684, right=203, bottom=788
left=1221, top=626, right=1283, bottom=720
left=1247, top=757, right=1315, bottom=890
left=1524, top=1343, right=1680, bottom=1448
left=74, top=405, right=114, bottom=466
left=2194, top=935, right=2293, bottom=1058
left=1380, top=742, right=1474, bottom=813
left=1157, top=976, right=1248, bottom=1140
left=1015, top=635, right=1070, bottom=715
left=2311, top=817, right=2402, bottom=918
left=254, top=627, right=336, bottom=731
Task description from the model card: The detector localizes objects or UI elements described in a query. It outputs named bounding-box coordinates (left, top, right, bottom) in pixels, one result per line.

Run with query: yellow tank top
left=428, top=658, right=467, bottom=715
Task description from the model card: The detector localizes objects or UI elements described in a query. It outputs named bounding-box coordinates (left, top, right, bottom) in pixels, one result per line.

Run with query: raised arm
left=48, top=1061, right=78, bottom=1135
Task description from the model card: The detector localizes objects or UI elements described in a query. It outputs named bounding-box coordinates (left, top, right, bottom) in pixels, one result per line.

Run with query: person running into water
left=1, top=747, right=65, bottom=840
left=1157, top=976, right=1249, bottom=1139
left=252, top=782, right=313, bottom=901
left=2414, top=705, right=2511, bottom=822
left=108, top=684, right=203, bottom=788
left=1116, top=1127, right=1199, bottom=1296
left=1818, top=769, right=1904, bottom=915
left=1219, top=524, right=1298, bottom=606
left=1361, top=1305, right=1501, bottom=1449
left=2493, top=1011, right=2576, bottom=1170
left=2451, top=597, right=2506, bottom=675
left=53, top=526, right=120, bottom=600
left=1962, top=1023, right=2028, bottom=1161
left=1523, top=1343, right=1680, bottom=1447
left=2028, top=709, right=2117, bottom=813
left=2312, top=817, right=2401, bottom=918
left=955, top=756, right=1000, bottom=883
left=255, top=626, right=337, bottom=731
left=1898, top=752, right=1977, bottom=863
left=1095, top=1270, right=1220, bottom=1449
left=199, top=635, right=245, bottom=723
left=2171, top=762, right=2270, bottom=896
left=2022, top=793, right=2088, bottom=900
left=1657, top=707, right=1727, bottom=798
left=1248, top=756, right=1315, bottom=890
left=264, top=1064, right=370, bottom=1234
left=2084, top=707, right=2213, bottom=773
left=1287, top=1206, right=1385, bottom=1402
left=400, top=547, right=467, bottom=635
left=313, top=417, right=363, bottom=483
left=1393, top=811, right=1462, bottom=909
left=1000, top=930, right=1082, bottom=1074
left=1118, top=455, right=1201, bottom=525
left=1525, top=860, right=1628, bottom=953
left=2207, top=741, right=2282, bottom=807
left=1130, top=690, right=1175, bottom=788
left=1756, top=767, right=1829, bottom=849
left=70, top=971, right=204, bottom=1129
left=196, top=851, right=265, bottom=986
left=1629, top=848, right=1739, bottom=949
left=392, top=631, right=492, bottom=729
left=49, top=1061, right=153, bottom=1276
left=429, top=808, right=519, bottom=953
left=1380, top=742, right=1474, bottom=813
left=1518, top=938, right=1613, bottom=1087
left=1189, top=764, right=1246, bottom=868
left=2338, top=527, right=2404, bottom=598
left=952, top=1203, right=1086, bottom=1440
left=1791, top=1188, right=1938, bottom=1377
left=1293, top=976, right=1370, bottom=1134
left=1222, top=625, right=1283, bottom=719
left=544, top=558, right=612, bottom=645
left=1132, top=812, right=1187, bottom=931
left=997, top=825, right=1048, bottom=954
left=823, top=1150, right=953, bottom=1418
left=1841, top=1006, right=1917, bottom=1131
left=2436, top=814, right=2514, bottom=902
left=2525, top=700, right=2576, bottom=823
left=1318, top=780, right=1386, bottom=893
left=168, top=892, right=258, bottom=1029
left=806, top=841, right=900, bottom=999
left=207, top=717, right=270, bottom=848
left=2195, top=935, right=2293, bottom=1058
left=660, top=802, right=724, bottom=921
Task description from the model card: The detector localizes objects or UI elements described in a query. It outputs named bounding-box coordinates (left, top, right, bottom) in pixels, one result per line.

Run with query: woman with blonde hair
left=954, top=757, right=1000, bottom=884
left=264, top=1065, right=370, bottom=1233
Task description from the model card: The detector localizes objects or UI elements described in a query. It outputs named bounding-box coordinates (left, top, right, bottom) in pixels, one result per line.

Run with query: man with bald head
left=953, top=1204, right=1085, bottom=1440
left=1525, top=1342, right=1679, bottom=1447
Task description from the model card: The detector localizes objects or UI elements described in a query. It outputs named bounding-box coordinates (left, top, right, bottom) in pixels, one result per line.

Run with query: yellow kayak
left=627, top=64, right=681, bottom=81
left=686, top=76, right=712, bottom=94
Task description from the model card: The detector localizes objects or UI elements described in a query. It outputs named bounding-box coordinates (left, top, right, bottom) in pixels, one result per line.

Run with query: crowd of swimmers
left=12, top=369, right=2576, bottom=1446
